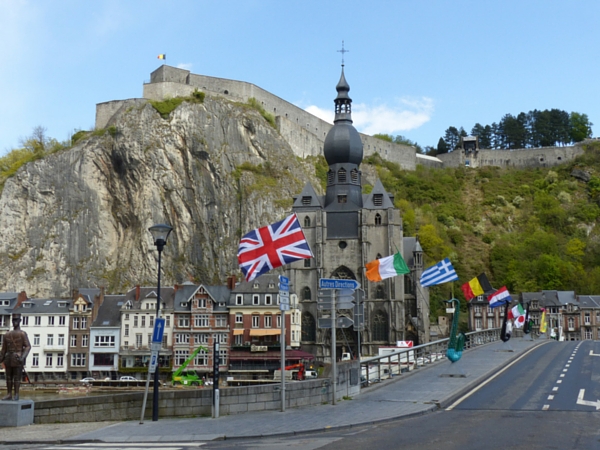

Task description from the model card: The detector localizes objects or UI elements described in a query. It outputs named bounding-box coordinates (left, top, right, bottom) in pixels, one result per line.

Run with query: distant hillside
left=363, top=140, right=600, bottom=319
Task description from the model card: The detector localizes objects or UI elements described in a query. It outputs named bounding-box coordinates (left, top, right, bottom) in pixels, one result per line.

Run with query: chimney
left=135, top=285, right=141, bottom=302
left=72, top=288, right=79, bottom=300
left=15, top=291, right=28, bottom=309
left=227, top=275, right=237, bottom=290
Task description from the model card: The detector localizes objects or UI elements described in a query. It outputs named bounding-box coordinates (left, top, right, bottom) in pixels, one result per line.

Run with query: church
left=286, top=65, right=430, bottom=359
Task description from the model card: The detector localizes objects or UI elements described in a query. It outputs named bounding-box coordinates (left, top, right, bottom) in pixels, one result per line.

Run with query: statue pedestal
left=0, top=400, right=34, bottom=427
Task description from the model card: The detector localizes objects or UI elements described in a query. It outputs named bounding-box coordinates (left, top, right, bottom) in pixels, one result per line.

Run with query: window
left=178, top=316, right=190, bottom=327
left=338, top=195, right=347, bottom=203
left=148, top=333, right=152, bottom=345
left=195, top=333, right=208, bottom=344
left=338, top=168, right=346, bottom=182
left=57, top=353, right=64, bottom=367
left=475, top=318, right=482, bottom=330
left=264, top=315, right=272, bottom=328
left=215, top=315, right=227, bottom=327
left=47, top=334, right=54, bottom=346
left=33, top=334, right=40, bottom=346
left=236, top=295, right=243, bottom=305
left=253, top=295, right=260, bottom=306
left=375, top=286, right=385, bottom=299
left=58, top=334, right=64, bottom=346
left=351, top=168, right=359, bottom=183
left=373, top=194, right=383, bottom=207
left=95, top=335, right=115, bottom=347
left=327, top=170, right=334, bottom=184
left=568, top=317, right=575, bottom=330
left=197, top=298, right=207, bottom=308
left=71, top=353, right=86, bottom=367
left=372, top=311, right=388, bottom=342
left=32, top=353, right=39, bottom=367
left=175, top=350, right=189, bottom=366
left=474, top=305, right=482, bottom=313
left=125, top=324, right=129, bottom=337
left=46, top=354, right=53, bottom=366
left=125, top=313, right=130, bottom=321
left=252, top=315, right=260, bottom=328
left=35, top=316, right=41, bottom=326
left=235, top=313, right=243, bottom=324
left=134, top=334, right=142, bottom=348
left=73, top=317, right=79, bottom=329
left=133, top=316, right=138, bottom=328
left=70, top=335, right=77, bottom=347
left=81, top=317, right=88, bottom=329
left=235, top=334, right=243, bottom=345
left=149, top=316, right=154, bottom=327
left=487, top=318, right=494, bottom=329
left=82, top=335, right=89, bottom=347
left=59, top=316, right=66, bottom=326
left=166, top=316, right=171, bottom=328
left=301, top=313, right=316, bottom=342
left=265, top=295, right=272, bottom=306
left=304, top=259, right=311, bottom=268
left=218, top=349, right=227, bottom=365
left=276, top=315, right=282, bottom=328
left=175, top=333, right=190, bottom=344
left=215, top=333, right=227, bottom=344
left=302, top=287, right=311, bottom=301
left=194, top=349, right=208, bottom=366
left=94, top=354, right=114, bottom=366
left=585, top=312, right=591, bottom=325
left=48, top=316, right=55, bottom=326
left=141, top=316, right=146, bottom=327
left=304, top=215, right=311, bottom=226
left=22, top=316, right=29, bottom=326
left=194, top=314, right=209, bottom=327
left=375, top=213, right=382, bottom=225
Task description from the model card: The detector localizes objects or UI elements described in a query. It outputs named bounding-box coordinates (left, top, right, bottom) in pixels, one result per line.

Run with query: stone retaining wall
left=34, top=362, right=360, bottom=424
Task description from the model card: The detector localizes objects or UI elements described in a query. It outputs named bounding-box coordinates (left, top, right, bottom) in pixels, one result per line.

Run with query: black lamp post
left=148, top=223, right=173, bottom=422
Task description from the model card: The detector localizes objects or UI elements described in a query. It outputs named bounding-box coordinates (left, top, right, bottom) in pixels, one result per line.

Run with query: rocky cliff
left=0, top=97, right=320, bottom=297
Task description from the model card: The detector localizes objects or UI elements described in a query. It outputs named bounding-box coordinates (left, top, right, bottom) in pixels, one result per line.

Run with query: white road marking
left=445, top=341, right=551, bottom=411
left=542, top=404, right=550, bottom=410
left=548, top=395, right=554, bottom=400
left=553, top=387, right=559, bottom=391
left=576, top=389, right=600, bottom=410
left=557, top=380, right=562, bottom=383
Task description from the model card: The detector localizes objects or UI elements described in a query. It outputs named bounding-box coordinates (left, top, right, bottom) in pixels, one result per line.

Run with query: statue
left=445, top=298, right=466, bottom=362
left=0, top=313, right=31, bottom=401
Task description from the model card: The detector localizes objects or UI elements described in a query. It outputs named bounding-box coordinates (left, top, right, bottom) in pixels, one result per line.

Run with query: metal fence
left=360, top=328, right=501, bottom=386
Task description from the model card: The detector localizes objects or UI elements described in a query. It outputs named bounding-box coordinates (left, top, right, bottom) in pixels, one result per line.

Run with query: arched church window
left=351, top=169, right=359, bottom=184
left=302, top=313, right=316, bottom=342
left=327, top=170, right=334, bottom=185
left=375, top=286, right=385, bottom=299
left=372, top=310, right=388, bottom=342
left=338, top=168, right=347, bottom=183
left=302, top=287, right=311, bottom=301
left=375, top=213, right=382, bottom=225
left=304, top=216, right=311, bottom=227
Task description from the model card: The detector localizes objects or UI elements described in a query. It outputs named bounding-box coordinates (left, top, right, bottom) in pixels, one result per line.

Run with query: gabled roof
left=203, top=285, right=231, bottom=312
left=363, top=179, right=394, bottom=210
left=0, top=292, right=19, bottom=315
left=92, top=295, right=124, bottom=327
left=76, top=288, right=101, bottom=305
left=292, top=183, right=323, bottom=209
left=173, top=284, right=201, bottom=311
left=13, top=298, right=71, bottom=314
left=577, top=295, right=600, bottom=308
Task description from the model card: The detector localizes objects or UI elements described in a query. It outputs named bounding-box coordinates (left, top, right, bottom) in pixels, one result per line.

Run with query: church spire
left=334, top=42, right=352, bottom=123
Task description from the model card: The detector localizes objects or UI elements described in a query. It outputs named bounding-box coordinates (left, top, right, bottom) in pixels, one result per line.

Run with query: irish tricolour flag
left=366, top=252, right=410, bottom=282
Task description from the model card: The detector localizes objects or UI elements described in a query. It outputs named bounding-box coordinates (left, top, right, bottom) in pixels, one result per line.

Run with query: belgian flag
left=157, top=54, right=166, bottom=60
left=461, top=273, right=493, bottom=301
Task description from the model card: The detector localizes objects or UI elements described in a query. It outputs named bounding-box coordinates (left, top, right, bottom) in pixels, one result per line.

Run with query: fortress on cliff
left=95, top=65, right=585, bottom=170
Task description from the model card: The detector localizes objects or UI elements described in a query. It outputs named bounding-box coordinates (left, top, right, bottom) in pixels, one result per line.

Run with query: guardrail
left=360, top=328, right=501, bottom=386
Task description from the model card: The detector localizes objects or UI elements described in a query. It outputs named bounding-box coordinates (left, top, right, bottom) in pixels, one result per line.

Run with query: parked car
left=305, top=370, right=318, bottom=379
left=80, top=377, right=95, bottom=383
left=119, top=376, right=139, bottom=382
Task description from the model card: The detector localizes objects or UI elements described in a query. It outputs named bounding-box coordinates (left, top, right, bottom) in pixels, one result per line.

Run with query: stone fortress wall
left=95, top=65, right=584, bottom=172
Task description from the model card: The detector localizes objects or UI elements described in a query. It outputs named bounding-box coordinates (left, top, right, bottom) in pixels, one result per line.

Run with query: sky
left=1, top=0, right=599, bottom=156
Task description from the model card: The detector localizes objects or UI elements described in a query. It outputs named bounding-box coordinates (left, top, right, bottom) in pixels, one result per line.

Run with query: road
left=17, top=340, right=600, bottom=450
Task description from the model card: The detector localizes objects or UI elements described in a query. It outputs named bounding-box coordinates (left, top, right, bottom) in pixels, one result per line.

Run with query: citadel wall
left=95, top=65, right=584, bottom=172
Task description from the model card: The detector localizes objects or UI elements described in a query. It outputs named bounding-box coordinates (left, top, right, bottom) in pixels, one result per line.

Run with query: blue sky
left=1, top=0, right=598, bottom=156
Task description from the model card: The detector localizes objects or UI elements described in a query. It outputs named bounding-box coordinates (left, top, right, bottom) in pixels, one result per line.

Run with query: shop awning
left=249, top=329, right=281, bottom=336
left=233, top=329, right=245, bottom=335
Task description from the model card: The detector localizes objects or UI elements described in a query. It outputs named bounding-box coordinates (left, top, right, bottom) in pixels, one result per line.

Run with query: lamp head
left=149, top=224, right=173, bottom=251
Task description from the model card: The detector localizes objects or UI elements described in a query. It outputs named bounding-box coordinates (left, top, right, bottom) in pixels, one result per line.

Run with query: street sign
left=148, top=350, right=159, bottom=374
left=319, top=278, right=360, bottom=290
left=280, top=303, right=290, bottom=311
left=317, top=316, right=354, bottom=329
left=279, top=275, right=289, bottom=290
left=152, top=318, right=166, bottom=343
left=279, top=291, right=290, bottom=300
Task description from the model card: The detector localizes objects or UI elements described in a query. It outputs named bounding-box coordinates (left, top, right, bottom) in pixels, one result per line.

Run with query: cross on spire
left=337, top=41, right=349, bottom=66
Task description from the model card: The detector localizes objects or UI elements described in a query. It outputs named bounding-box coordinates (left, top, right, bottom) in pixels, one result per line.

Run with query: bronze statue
left=0, top=313, right=31, bottom=401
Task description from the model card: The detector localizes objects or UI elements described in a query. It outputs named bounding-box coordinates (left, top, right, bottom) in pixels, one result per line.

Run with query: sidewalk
left=0, top=338, right=544, bottom=445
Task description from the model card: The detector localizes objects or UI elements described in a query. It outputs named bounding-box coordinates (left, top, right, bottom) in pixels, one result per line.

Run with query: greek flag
left=420, top=258, right=459, bottom=287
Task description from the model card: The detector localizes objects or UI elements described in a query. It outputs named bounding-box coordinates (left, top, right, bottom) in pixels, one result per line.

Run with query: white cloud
left=304, top=97, right=433, bottom=136
left=177, top=63, right=193, bottom=71
left=304, top=105, right=333, bottom=124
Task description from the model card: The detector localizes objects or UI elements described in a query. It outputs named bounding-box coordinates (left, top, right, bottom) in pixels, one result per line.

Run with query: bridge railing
left=360, top=328, right=501, bottom=386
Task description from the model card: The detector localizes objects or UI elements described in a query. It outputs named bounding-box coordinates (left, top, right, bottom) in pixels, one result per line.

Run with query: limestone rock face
left=0, top=97, right=319, bottom=297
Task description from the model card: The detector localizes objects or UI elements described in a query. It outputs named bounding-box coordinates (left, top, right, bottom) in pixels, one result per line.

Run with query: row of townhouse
left=0, top=274, right=306, bottom=382
left=467, top=290, right=600, bottom=341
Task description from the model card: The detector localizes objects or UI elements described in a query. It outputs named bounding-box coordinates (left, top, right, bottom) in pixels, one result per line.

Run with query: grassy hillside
left=362, top=141, right=600, bottom=319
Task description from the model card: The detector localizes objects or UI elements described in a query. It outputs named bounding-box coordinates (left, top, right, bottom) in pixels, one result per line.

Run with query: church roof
left=292, top=183, right=323, bottom=209
left=363, top=179, right=395, bottom=209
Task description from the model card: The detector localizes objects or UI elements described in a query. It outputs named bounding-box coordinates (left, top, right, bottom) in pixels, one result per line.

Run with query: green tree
left=443, top=127, right=460, bottom=151
left=436, top=137, right=449, bottom=154
left=570, top=112, right=593, bottom=142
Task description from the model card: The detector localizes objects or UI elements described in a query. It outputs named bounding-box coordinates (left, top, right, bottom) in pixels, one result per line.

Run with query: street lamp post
left=149, top=223, right=173, bottom=422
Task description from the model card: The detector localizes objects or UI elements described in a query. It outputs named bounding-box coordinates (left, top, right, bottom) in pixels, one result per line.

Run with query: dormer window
left=302, top=197, right=311, bottom=206
left=338, top=168, right=347, bottom=183
left=351, top=169, right=359, bottom=184
left=373, top=194, right=383, bottom=207
left=23, top=302, right=33, bottom=308
left=268, top=282, right=275, bottom=289
left=327, top=170, right=334, bottom=185
left=253, top=283, right=260, bottom=289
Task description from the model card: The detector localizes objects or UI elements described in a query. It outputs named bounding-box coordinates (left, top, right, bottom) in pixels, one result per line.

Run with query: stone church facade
left=285, top=67, right=430, bottom=360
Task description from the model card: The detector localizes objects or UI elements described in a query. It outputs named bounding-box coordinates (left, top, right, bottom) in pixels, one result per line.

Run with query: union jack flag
left=238, top=213, right=313, bottom=282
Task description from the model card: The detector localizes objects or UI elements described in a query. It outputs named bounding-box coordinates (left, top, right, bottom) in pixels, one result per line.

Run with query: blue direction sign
left=279, top=275, right=289, bottom=291
left=152, top=318, right=166, bottom=343
left=319, top=278, right=360, bottom=290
